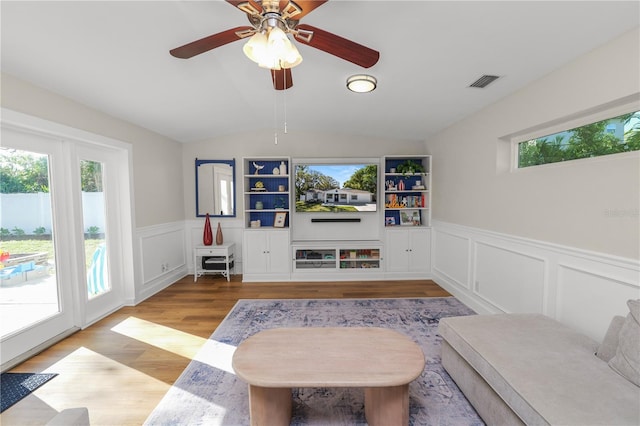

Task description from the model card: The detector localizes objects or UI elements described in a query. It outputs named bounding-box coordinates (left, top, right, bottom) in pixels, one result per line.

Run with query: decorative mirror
left=195, top=159, right=236, bottom=217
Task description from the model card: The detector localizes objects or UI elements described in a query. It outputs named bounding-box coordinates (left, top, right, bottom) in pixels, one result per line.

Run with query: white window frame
left=498, top=94, right=640, bottom=173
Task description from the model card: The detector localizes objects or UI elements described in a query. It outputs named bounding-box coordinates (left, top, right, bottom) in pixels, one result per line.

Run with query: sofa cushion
left=609, top=299, right=640, bottom=387
left=596, top=315, right=625, bottom=362
left=439, top=313, right=640, bottom=426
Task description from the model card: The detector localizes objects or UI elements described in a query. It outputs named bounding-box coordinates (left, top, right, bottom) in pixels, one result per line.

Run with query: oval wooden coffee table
left=232, top=327, right=425, bottom=426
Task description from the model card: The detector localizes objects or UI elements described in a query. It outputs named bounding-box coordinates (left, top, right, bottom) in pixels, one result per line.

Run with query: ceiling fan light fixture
left=244, top=23, right=302, bottom=70
left=346, top=74, right=377, bottom=93
left=242, top=31, right=268, bottom=64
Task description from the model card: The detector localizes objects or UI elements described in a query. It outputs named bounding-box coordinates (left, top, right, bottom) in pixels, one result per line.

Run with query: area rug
left=145, top=297, right=483, bottom=426
left=0, top=372, right=58, bottom=413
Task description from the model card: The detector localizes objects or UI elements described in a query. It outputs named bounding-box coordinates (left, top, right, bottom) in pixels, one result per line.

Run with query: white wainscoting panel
left=556, top=263, right=640, bottom=341
left=433, top=229, right=471, bottom=289
left=474, top=242, right=546, bottom=314
left=432, top=220, right=640, bottom=342
left=135, top=221, right=187, bottom=303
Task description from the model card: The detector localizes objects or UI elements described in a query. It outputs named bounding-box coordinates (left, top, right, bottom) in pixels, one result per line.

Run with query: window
left=517, top=110, right=640, bottom=168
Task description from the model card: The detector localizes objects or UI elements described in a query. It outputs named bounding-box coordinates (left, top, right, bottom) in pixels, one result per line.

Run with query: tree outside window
left=517, top=110, right=640, bottom=168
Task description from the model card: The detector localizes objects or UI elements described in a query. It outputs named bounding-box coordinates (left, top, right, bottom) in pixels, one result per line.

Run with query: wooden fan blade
left=226, top=0, right=262, bottom=13
left=294, top=24, right=379, bottom=68
left=170, top=26, right=253, bottom=59
left=282, top=0, right=328, bottom=19
left=271, top=68, right=293, bottom=90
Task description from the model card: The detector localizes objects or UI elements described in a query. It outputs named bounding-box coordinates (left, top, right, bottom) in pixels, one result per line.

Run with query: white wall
left=1, top=72, right=184, bottom=228
left=181, top=130, right=426, bottom=219
left=426, top=28, right=640, bottom=260
left=428, top=29, right=640, bottom=341
left=1, top=72, right=186, bottom=305
left=181, top=130, right=426, bottom=273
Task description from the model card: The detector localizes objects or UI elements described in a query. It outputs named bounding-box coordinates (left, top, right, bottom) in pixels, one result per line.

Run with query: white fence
left=0, top=192, right=105, bottom=234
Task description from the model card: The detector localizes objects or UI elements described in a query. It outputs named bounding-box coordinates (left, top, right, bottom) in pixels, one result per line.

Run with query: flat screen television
left=294, top=163, right=378, bottom=212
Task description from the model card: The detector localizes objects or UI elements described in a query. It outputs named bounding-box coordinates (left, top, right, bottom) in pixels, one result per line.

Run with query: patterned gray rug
left=145, top=297, right=483, bottom=426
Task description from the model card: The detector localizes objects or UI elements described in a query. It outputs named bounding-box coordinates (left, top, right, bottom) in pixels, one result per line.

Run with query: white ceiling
left=2, top=1, right=639, bottom=143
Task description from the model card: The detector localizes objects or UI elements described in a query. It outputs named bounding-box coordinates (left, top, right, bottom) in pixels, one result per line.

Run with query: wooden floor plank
left=1, top=275, right=450, bottom=425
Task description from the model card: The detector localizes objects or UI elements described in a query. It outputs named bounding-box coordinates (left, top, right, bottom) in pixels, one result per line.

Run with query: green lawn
left=295, top=201, right=358, bottom=212
left=1, top=239, right=104, bottom=269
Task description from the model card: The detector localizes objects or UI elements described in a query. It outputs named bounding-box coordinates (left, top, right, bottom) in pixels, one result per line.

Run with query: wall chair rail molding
left=432, top=220, right=640, bottom=342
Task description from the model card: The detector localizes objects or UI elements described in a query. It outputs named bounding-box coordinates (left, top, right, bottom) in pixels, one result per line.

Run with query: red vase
left=203, top=213, right=213, bottom=246
left=216, top=222, right=223, bottom=245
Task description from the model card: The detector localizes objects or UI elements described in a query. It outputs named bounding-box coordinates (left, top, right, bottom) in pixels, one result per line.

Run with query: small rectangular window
left=517, top=110, right=640, bottom=168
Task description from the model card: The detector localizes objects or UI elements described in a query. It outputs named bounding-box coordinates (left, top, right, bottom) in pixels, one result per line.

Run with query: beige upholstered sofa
left=439, top=300, right=640, bottom=425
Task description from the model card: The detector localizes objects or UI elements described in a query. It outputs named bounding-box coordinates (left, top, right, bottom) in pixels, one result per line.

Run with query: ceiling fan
left=170, top=0, right=380, bottom=90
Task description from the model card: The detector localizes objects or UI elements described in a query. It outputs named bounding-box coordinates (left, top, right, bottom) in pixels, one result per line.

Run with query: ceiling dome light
left=346, top=74, right=377, bottom=93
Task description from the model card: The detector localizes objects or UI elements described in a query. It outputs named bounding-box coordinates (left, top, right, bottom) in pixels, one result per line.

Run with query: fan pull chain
left=283, top=68, right=288, bottom=134
left=274, top=80, right=278, bottom=145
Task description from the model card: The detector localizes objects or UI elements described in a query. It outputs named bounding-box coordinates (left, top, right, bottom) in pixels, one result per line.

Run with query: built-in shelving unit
left=383, top=155, right=432, bottom=228
left=292, top=243, right=382, bottom=277
left=239, top=155, right=433, bottom=282
left=243, top=157, right=291, bottom=229
left=338, top=248, right=381, bottom=270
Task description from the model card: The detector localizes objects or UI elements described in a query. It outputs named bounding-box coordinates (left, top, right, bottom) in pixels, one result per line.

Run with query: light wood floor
left=1, top=275, right=450, bottom=426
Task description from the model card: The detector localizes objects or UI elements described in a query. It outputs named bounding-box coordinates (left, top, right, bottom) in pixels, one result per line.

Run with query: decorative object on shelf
left=412, top=180, right=426, bottom=190
left=279, top=161, right=287, bottom=175
left=278, top=185, right=286, bottom=192
left=203, top=213, right=213, bottom=246
left=385, top=193, right=405, bottom=208
left=385, top=217, right=396, bottom=226
left=274, top=211, right=287, bottom=228
left=252, top=162, right=264, bottom=175
left=255, top=201, right=264, bottom=210
left=396, top=159, right=425, bottom=177
left=272, top=167, right=280, bottom=175
left=390, top=167, right=396, bottom=173
left=251, top=181, right=266, bottom=191
left=398, top=180, right=405, bottom=191
left=274, top=197, right=286, bottom=209
left=400, top=209, right=420, bottom=226
left=250, top=220, right=261, bottom=228
left=216, top=222, right=223, bottom=245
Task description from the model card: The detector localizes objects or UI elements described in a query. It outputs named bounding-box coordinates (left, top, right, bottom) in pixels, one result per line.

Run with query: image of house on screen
left=303, top=188, right=373, bottom=205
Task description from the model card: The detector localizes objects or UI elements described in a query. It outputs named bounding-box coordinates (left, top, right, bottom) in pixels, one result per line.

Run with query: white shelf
left=245, top=192, right=289, bottom=195
left=244, top=174, right=289, bottom=178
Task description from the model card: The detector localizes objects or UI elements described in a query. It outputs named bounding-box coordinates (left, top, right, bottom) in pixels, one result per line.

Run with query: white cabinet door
left=386, top=228, right=431, bottom=274
left=408, top=228, right=431, bottom=273
left=266, top=230, right=291, bottom=274
left=243, top=231, right=269, bottom=274
left=243, top=229, right=290, bottom=275
left=386, top=230, right=410, bottom=272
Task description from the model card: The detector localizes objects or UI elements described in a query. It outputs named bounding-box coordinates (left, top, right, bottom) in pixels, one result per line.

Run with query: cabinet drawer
left=196, top=248, right=226, bottom=256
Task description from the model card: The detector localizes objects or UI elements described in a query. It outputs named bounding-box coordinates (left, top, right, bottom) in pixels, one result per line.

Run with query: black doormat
left=1, top=372, right=58, bottom=412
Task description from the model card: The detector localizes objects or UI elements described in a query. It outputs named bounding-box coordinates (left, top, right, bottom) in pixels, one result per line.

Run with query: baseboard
left=1, top=327, right=79, bottom=372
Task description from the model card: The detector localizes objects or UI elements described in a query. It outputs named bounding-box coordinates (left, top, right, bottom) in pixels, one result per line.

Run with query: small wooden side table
left=193, top=243, right=235, bottom=282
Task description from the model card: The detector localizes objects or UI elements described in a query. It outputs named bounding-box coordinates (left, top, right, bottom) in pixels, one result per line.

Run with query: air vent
left=469, top=75, right=500, bottom=88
